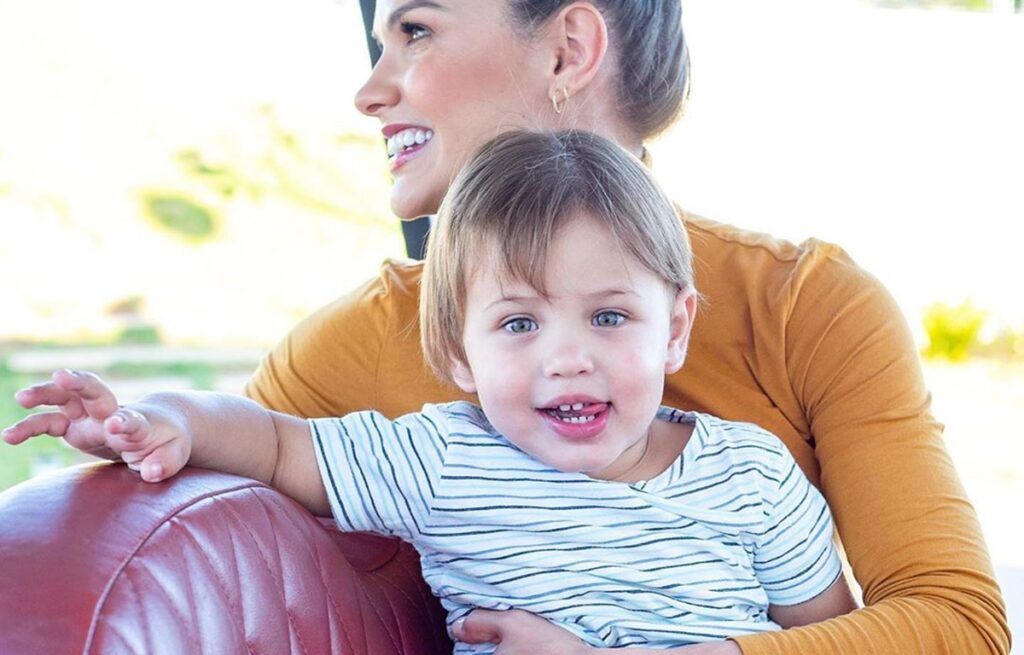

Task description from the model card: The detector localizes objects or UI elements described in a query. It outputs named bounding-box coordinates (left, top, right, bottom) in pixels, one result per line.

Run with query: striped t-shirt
left=311, top=401, right=842, bottom=652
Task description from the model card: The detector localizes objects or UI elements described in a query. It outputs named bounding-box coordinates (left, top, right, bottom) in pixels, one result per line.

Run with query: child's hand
left=2, top=369, right=190, bottom=483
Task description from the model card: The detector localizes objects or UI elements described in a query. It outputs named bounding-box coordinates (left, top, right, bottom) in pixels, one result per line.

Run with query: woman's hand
left=451, top=609, right=594, bottom=655
left=670, top=641, right=743, bottom=655
left=451, top=608, right=744, bottom=655
left=2, top=369, right=189, bottom=482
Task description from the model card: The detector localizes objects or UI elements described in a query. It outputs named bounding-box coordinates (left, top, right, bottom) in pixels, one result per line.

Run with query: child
left=4, top=130, right=856, bottom=652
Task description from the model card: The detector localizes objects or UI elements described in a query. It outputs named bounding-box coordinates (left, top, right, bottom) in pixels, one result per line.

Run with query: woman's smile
left=357, top=0, right=554, bottom=218
left=384, top=124, right=435, bottom=172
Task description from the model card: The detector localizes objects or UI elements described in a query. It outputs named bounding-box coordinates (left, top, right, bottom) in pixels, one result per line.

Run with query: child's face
left=451, top=215, right=696, bottom=481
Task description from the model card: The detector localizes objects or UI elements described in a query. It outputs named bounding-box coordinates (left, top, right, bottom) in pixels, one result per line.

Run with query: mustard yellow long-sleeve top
left=246, top=213, right=1010, bottom=654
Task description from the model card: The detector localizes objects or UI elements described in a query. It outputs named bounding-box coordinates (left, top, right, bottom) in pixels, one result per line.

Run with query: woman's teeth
left=387, top=128, right=433, bottom=157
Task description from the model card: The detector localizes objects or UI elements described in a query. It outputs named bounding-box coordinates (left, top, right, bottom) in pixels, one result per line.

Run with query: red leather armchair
left=0, top=462, right=452, bottom=654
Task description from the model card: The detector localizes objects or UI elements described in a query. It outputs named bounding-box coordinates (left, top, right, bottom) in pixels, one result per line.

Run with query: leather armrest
left=0, top=462, right=451, bottom=654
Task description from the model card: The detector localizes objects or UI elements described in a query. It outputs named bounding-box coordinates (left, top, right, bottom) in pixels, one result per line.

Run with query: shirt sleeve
left=733, top=243, right=1010, bottom=654
left=243, top=269, right=390, bottom=418
left=309, top=407, right=448, bottom=542
left=753, top=448, right=842, bottom=607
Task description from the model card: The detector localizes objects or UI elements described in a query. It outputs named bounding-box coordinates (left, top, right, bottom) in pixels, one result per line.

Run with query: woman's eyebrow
left=372, top=0, right=448, bottom=42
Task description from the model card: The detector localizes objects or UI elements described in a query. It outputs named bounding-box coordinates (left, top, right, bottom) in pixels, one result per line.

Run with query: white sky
left=1, top=0, right=1022, bottom=343
left=654, top=1, right=1024, bottom=332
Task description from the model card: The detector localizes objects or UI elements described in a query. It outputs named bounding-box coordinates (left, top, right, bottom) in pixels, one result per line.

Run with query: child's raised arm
left=2, top=369, right=329, bottom=516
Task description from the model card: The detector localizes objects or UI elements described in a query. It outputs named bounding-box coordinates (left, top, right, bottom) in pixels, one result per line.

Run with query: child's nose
left=542, top=342, right=595, bottom=378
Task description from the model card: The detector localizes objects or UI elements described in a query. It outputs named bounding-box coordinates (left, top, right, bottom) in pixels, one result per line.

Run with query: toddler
left=4, top=130, right=855, bottom=652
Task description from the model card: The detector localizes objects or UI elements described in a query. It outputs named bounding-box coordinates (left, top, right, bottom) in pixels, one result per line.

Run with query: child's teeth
left=571, top=402, right=584, bottom=410
left=559, top=415, right=595, bottom=424
left=559, top=404, right=571, bottom=412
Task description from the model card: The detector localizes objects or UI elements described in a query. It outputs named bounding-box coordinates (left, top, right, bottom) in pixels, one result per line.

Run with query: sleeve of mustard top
left=732, top=243, right=1010, bottom=655
left=243, top=266, right=393, bottom=418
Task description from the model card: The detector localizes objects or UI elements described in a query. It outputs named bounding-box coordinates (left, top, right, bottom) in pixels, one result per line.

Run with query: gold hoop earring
left=551, top=86, right=571, bottom=115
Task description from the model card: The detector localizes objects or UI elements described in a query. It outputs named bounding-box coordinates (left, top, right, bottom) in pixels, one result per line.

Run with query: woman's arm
left=732, top=246, right=1010, bottom=654
left=244, top=261, right=469, bottom=420
left=244, top=271, right=390, bottom=418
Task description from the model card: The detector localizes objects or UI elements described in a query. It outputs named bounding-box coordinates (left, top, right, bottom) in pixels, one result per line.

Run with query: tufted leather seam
left=83, top=480, right=267, bottom=654
left=370, top=563, right=421, bottom=611
left=373, top=552, right=449, bottom=650
left=355, top=576, right=407, bottom=654
left=131, top=552, right=217, bottom=655
left=173, top=515, right=257, bottom=654
left=129, top=560, right=200, bottom=654
left=255, top=490, right=364, bottom=654
left=218, top=490, right=311, bottom=655
left=124, top=566, right=155, bottom=653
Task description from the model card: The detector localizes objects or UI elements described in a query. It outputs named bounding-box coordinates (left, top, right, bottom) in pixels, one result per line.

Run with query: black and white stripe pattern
left=311, top=402, right=841, bottom=652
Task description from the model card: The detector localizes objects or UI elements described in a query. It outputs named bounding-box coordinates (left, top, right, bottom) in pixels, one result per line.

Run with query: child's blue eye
left=503, top=317, right=538, bottom=334
left=592, top=311, right=626, bottom=328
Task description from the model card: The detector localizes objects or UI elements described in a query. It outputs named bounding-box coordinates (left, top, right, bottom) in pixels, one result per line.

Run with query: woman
left=245, top=1, right=1010, bottom=653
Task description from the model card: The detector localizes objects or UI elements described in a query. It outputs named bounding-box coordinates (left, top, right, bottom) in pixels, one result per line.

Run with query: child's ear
left=665, top=288, right=697, bottom=375
left=449, top=358, right=477, bottom=394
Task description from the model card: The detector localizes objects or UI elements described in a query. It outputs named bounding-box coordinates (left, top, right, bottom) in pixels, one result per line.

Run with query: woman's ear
left=665, top=288, right=697, bottom=375
left=449, top=358, right=478, bottom=394
left=546, top=2, right=609, bottom=99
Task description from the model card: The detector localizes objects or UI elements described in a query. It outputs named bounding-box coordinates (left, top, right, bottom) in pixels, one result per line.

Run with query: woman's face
left=357, top=0, right=555, bottom=219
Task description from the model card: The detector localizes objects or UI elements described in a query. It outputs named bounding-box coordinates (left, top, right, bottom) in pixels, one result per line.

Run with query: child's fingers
left=136, top=439, right=190, bottom=483
left=104, top=408, right=151, bottom=444
left=13, top=382, right=86, bottom=420
left=52, top=369, right=119, bottom=420
left=2, top=412, right=71, bottom=445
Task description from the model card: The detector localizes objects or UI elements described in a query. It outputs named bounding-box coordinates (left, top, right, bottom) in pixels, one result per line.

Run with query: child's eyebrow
left=484, top=295, right=535, bottom=312
left=585, top=288, right=640, bottom=299
left=484, top=288, right=639, bottom=312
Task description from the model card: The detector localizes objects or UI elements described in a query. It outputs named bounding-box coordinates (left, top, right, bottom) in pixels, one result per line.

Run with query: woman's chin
left=390, top=179, right=444, bottom=220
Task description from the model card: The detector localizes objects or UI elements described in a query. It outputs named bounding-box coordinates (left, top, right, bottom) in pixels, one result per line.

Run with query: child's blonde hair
left=421, top=130, right=695, bottom=385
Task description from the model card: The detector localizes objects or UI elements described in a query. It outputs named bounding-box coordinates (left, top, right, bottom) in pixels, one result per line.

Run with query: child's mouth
left=538, top=402, right=610, bottom=439
left=542, top=402, right=609, bottom=423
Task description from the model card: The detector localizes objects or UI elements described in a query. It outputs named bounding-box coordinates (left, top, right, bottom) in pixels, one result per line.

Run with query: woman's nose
left=542, top=342, right=595, bottom=379
left=354, top=56, right=400, bottom=118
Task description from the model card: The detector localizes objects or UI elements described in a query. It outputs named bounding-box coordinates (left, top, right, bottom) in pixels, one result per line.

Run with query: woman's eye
left=592, top=311, right=626, bottom=328
left=503, top=318, right=538, bottom=334
left=401, top=22, right=429, bottom=42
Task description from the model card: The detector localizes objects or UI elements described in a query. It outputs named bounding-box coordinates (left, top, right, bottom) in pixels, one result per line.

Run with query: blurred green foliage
left=143, top=192, right=218, bottom=241
left=975, top=327, right=1024, bottom=361
left=174, top=106, right=391, bottom=229
left=922, top=301, right=988, bottom=361
left=872, top=0, right=996, bottom=9
left=115, top=324, right=163, bottom=345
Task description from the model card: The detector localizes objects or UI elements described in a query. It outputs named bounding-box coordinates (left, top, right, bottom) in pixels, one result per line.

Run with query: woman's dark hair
left=507, top=0, right=689, bottom=141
